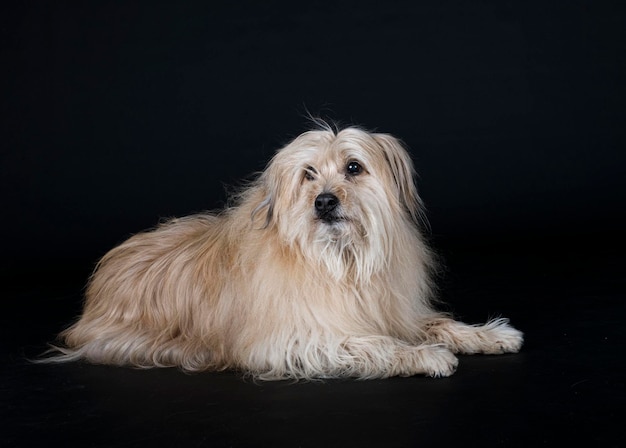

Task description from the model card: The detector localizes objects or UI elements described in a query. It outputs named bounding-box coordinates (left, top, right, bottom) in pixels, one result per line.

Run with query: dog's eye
left=346, top=161, right=363, bottom=176
left=304, top=166, right=316, bottom=181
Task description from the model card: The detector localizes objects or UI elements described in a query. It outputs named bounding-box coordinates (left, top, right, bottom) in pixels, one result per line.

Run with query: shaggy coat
left=47, top=126, right=523, bottom=380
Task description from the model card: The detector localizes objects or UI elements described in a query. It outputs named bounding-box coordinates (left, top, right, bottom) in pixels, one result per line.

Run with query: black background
left=2, top=1, right=625, bottom=447
left=3, top=0, right=624, bottom=265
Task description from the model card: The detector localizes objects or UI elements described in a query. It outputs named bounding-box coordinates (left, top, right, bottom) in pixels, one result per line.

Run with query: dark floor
left=2, top=237, right=624, bottom=447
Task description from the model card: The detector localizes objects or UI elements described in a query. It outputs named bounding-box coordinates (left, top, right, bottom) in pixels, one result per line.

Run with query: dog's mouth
left=316, top=209, right=352, bottom=226
left=318, top=215, right=346, bottom=225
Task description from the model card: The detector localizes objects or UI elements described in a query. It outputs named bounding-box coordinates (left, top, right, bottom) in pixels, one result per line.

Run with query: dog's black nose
left=315, top=193, right=339, bottom=214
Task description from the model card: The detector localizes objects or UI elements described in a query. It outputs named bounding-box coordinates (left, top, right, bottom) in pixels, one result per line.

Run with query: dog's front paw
left=398, top=344, right=458, bottom=378
left=482, top=318, right=524, bottom=354
left=421, top=345, right=459, bottom=377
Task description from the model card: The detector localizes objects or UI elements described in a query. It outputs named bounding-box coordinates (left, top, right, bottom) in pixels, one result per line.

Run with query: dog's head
left=253, top=126, right=426, bottom=277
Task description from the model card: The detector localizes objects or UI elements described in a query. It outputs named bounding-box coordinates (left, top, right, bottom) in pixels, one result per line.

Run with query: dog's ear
left=251, top=150, right=292, bottom=229
left=250, top=192, right=274, bottom=229
left=251, top=167, right=278, bottom=228
left=251, top=133, right=313, bottom=229
left=373, top=133, right=424, bottom=225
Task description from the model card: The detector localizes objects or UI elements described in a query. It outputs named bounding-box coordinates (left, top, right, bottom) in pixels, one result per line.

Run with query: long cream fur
left=45, top=125, right=523, bottom=380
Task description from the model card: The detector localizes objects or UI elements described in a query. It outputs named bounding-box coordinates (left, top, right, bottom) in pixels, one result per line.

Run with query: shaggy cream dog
left=47, top=125, right=523, bottom=380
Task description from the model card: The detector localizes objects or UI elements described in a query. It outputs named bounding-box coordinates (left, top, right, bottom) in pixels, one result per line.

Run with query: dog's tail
left=31, top=343, right=86, bottom=365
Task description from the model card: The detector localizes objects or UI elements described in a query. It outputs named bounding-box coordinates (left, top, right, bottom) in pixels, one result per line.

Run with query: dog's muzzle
left=315, top=193, right=341, bottom=223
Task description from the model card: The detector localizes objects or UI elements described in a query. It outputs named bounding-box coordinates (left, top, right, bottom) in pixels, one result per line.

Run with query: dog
left=46, top=124, right=523, bottom=380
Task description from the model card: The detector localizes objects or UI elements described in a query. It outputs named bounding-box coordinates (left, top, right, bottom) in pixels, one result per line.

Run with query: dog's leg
left=423, top=317, right=523, bottom=355
left=336, top=336, right=459, bottom=378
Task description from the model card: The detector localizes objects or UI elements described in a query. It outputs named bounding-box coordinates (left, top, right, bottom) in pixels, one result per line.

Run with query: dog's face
left=255, top=128, right=423, bottom=276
